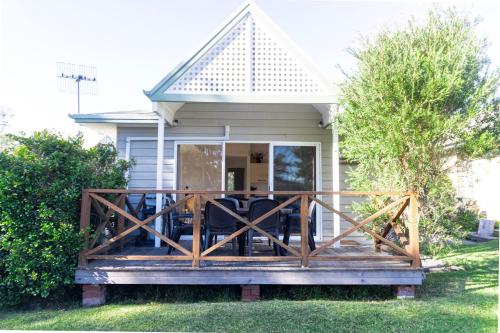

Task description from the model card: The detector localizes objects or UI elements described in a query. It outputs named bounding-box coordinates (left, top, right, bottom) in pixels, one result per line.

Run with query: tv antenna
left=0, top=106, right=13, bottom=134
left=56, top=62, right=98, bottom=114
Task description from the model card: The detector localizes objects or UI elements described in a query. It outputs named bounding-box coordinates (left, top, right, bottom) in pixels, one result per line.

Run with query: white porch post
left=331, top=113, right=341, bottom=248
left=155, top=113, right=165, bottom=248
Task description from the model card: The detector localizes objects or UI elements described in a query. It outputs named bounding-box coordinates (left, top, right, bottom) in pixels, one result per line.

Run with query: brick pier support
left=241, top=285, right=260, bottom=301
left=82, top=285, right=107, bottom=306
left=394, top=285, right=416, bottom=299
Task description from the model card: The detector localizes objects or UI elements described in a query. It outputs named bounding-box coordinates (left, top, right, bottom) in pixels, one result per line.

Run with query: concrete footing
left=394, top=285, right=416, bottom=299
left=82, top=284, right=107, bottom=306
left=241, top=285, right=260, bottom=301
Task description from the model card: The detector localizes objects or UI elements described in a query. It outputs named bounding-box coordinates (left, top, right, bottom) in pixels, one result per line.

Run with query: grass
left=0, top=240, right=497, bottom=332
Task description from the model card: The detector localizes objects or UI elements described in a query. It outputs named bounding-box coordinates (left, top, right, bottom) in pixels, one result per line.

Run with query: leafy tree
left=338, top=9, right=499, bottom=252
left=0, top=131, right=131, bottom=304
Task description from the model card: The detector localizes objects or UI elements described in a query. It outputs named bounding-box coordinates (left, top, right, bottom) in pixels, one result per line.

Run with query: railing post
left=300, top=194, right=309, bottom=267
left=192, top=193, right=201, bottom=268
left=408, top=193, right=421, bottom=268
left=117, top=194, right=126, bottom=252
left=79, top=189, right=91, bottom=266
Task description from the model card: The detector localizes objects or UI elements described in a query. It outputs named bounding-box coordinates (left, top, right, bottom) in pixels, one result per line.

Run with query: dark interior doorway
left=227, top=168, right=245, bottom=194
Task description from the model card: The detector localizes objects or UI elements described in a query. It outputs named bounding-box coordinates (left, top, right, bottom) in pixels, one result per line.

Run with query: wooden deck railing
left=78, top=190, right=421, bottom=268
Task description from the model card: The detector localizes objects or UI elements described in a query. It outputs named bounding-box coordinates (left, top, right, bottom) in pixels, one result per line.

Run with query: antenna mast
left=56, top=62, right=98, bottom=114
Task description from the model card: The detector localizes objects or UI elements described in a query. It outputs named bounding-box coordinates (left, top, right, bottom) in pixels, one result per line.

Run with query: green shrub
left=453, top=201, right=481, bottom=233
left=351, top=173, right=481, bottom=256
left=0, top=131, right=130, bottom=305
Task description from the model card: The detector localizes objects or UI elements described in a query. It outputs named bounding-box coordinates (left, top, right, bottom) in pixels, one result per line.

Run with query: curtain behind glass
left=178, top=144, right=222, bottom=191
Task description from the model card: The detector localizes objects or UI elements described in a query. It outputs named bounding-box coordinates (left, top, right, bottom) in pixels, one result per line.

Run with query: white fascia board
left=150, top=94, right=337, bottom=104
left=69, top=113, right=157, bottom=124
left=72, top=118, right=156, bottom=124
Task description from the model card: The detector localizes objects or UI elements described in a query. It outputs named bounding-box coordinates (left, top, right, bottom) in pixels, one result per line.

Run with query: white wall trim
left=155, top=115, right=165, bottom=247
left=331, top=123, right=341, bottom=248
left=124, top=137, right=131, bottom=181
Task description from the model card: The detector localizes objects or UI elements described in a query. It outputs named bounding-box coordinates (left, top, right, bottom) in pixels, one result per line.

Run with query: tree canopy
left=338, top=9, right=499, bottom=252
left=339, top=9, right=499, bottom=196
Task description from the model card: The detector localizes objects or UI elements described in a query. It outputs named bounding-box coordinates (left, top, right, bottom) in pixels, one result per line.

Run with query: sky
left=1, top=0, right=499, bottom=142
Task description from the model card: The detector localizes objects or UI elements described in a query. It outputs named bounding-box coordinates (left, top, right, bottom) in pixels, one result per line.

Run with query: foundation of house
left=241, top=284, right=261, bottom=301
left=394, top=285, right=416, bottom=299
left=82, top=284, right=107, bottom=306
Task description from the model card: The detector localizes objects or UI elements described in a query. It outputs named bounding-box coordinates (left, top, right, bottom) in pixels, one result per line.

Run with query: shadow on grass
left=437, top=240, right=498, bottom=258
left=105, top=284, right=394, bottom=305
left=0, top=284, right=396, bottom=312
left=262, top=285, right=393, bottom=301
left=419, top=240, right=498, bottom=299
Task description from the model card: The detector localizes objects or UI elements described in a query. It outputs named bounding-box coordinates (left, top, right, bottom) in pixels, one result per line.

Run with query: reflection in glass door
left=271, top=144, right=318, bottom=235
left=272, top=145, right=316, bottom=191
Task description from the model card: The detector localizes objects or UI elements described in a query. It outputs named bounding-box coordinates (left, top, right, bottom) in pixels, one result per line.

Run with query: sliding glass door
left=174, top=141, right=320, bottom=235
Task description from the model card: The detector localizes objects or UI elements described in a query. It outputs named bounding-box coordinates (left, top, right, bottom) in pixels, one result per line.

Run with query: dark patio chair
left=282, top=201, right=316, bottom=254
left=247, top=196, right=267, bottom=207
left=136, top=194, right=164, bottom=246
left=204, top=197, right=241, bottom=256
left=226, top=195, right=244, bottom=208
left=166, top=196, right=203, bottom=254
left=246, top=197, right=274, bottom=245
left=247, top=198, right=281, bottom=256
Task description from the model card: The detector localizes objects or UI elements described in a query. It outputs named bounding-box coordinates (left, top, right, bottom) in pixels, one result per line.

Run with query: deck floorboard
left=76, top=241, right=424, bottom=285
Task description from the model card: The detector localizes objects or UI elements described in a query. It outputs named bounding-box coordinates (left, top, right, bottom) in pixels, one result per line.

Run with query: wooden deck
left=75, top=242, right=424, bottom=286
left=77, top=189, right=423, bottom=291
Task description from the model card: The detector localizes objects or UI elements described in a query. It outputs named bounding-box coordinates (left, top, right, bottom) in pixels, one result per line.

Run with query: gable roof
left=144, top=1, right=337, bottom=104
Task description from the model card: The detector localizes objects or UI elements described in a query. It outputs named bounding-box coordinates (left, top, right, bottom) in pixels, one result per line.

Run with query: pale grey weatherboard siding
left=116, top=103, right=366, bottom=242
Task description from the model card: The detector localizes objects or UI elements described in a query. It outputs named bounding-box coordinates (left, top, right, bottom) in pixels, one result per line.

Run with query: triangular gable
left=145, top=1, right=336, bottom=104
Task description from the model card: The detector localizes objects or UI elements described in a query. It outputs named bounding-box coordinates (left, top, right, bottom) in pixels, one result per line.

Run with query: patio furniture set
left=140, top=195, right=317, bottom=256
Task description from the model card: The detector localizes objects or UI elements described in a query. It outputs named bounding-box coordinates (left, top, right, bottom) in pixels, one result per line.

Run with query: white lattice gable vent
left=161, top=3, right=333, bottom=97
left=167, top=13, right=251, bottom=95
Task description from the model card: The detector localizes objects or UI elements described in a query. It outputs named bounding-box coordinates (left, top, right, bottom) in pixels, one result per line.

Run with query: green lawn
left=0, top=240, right=497, bottom=333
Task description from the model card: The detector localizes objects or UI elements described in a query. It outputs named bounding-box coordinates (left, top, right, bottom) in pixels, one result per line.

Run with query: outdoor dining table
left=172, top=206, right=294, bottom=256
left=235, top=207, right=293, bottom=216
left=196, top=207, right=293, bottom=217
left=201, top=206, right=294, bottom=255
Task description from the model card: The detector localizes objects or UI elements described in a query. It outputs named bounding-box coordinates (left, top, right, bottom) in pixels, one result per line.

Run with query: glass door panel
left=272, top=145, right=316, bottom=191
left=177, top=144, right=223, bottom=191
left=272, top=145, right=317, bottom=235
